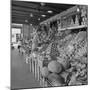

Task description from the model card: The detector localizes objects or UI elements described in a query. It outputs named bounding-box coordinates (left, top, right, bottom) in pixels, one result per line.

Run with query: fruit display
left=48, top=61, right=62, bottom=73
left=27, top=23, right=87, bottom=87
left=27, top=5, right=88, bottom=87
left=57, top=57, right=70, bottom=70
left=50, top=42, right=60, bottom=59
left=38, top=29, right=87, bottom=85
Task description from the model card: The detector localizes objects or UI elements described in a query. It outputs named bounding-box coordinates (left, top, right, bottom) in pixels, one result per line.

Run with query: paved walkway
left=11, top=49, right=40, bottom=89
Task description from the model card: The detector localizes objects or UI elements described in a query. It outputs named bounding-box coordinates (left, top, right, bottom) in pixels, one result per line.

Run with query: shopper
left=18, top=40, right=21, bottom=53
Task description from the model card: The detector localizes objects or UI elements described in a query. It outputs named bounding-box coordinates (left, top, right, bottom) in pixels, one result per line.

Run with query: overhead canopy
left=11, top=0, right=75, bottom=25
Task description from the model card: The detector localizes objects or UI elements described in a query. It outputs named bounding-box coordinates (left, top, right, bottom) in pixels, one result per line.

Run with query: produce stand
left=21, top=5, right=88, bottom=87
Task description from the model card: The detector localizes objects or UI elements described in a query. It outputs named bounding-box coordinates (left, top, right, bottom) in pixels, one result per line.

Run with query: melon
left=41, top=67, right=49, bottom=77
left=52, top=80, right=64, bottom=86
left=48, top=61, right=62, bottom=73
left=48, top=73, right=65, bottom=86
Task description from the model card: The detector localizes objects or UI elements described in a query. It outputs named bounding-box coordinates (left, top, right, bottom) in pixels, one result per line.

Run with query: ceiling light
left=40, top=2, right=45, bottom=6
left=77, top=8, right=80, bottom=12
left=48, top=10, right=53, bottom=13
left=30, top=24, right=32, bottom=26
left=25, top=20, right=28, bottom=22
left=30, top=13, right=33, bottom=17
left=38, top=18, right=40, bottom=21
left=41, top=15, right=46, bottom=17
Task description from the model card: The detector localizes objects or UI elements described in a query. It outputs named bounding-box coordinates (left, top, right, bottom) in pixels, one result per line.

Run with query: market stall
left=21, top=5, right=88, bottom=87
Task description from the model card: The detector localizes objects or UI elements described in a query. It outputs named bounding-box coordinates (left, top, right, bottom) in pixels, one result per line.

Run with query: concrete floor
left=11, top=49, right=40, bottom=89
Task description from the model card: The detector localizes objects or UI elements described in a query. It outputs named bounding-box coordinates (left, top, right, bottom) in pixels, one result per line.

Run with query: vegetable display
left=25, top=5, right=88, bottom=87
left=30, top=24, right=87, bottom=86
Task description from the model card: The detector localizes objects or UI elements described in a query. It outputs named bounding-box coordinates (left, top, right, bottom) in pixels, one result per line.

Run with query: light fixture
left=41, top=15, right=46, bottom=17
left=77, top=8, right=80, bottom=12
left=30, top=13, right=33, bottom=17
left=25, top=20, right=28, bottom=22
left=40, top=2, right=45, bottom=6
left=30, top=24, right=32, bottom=26
left=38, top=18, right=40, bottom=21
left=47, top=10, right=53, bottom=13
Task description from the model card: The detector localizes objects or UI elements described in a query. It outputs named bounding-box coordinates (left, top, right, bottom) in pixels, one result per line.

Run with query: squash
left=48, top=73, right=65, bottom=86
left=52, top=80, right=64, bottom=86
left=48, top=61, right=62, bottom=73
left=41, top=67, right=49, bottom=77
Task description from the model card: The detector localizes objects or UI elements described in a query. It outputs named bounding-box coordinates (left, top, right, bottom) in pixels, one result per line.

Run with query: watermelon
left=48, top=61, right=62, bottom=73
left=48, top=73, right=65, bottom=86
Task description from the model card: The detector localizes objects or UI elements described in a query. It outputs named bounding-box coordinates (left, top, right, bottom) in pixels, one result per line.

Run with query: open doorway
left=11, top=27, right=22, bottom=49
